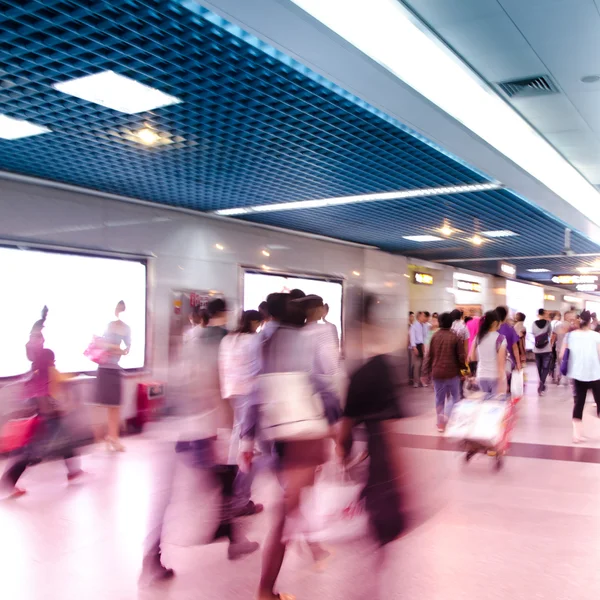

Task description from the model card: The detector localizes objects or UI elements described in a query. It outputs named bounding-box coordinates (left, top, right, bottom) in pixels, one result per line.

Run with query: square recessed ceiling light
left=527, top=268, right=550, bottom=273
left=402, top=235, right=443, bottom=242
left=482, top=230, right=518, bottom=238
left=0, top=114, right=50, bottom=140
left=52, top=70, right=181, bottom=114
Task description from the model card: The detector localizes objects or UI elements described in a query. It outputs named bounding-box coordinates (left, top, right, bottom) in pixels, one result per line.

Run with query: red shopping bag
left=0, top=416, right=40, bottom=453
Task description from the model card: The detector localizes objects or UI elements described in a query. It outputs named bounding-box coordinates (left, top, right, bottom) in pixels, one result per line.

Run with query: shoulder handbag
left=256, top=371, right=329, bottom=441
left=560, top=333, right=570, bottom=377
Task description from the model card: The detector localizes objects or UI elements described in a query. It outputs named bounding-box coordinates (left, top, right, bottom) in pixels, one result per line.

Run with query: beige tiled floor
left=2, top=365, right=600, bottom=600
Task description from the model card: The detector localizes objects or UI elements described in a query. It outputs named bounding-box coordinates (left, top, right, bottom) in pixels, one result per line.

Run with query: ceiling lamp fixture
left=261, top=249, right=271, bottom=257
left=135, top=128, right=161, bottom=146
left=0, top=114, right=50, bottom=140
left=481, top=230, right=518, bottom=238
left=470, top=235, right=484, bottom=246
left=53, top=70, right=181, bottom=115
left=527, top=268, right=550, bottom=273
left=214, top=182, right=502, bottom=216
left=439, top=223, right=453, bottom=236
left=290, top=0, right=600, bottom=230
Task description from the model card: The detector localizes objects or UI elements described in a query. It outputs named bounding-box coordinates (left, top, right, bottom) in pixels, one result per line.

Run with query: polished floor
left=2, top=365, right=600, bottom=600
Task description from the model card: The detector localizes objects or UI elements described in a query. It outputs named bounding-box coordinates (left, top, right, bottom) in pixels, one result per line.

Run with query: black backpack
left=534, top=324, right=550, bottom=349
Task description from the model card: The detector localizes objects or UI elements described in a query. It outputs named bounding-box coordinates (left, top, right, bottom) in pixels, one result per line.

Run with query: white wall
left=0, top=178, right=410, bottom=413
left=408, top=263, right=502, bottom=314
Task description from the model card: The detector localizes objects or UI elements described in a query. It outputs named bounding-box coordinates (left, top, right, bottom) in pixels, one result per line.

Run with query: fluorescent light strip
left=481, top=230, right=518, bottom=238
left=402, top=235, right=442, bottom=242
left=527, top=269, right=550, bottom=273
left=290, top=0, right=600, bottom=229
left=214, top=182, right=502, bottom=216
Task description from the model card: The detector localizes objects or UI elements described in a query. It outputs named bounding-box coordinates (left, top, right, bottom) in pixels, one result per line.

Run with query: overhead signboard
left=456, top=279, right=482, bottom=293
left=576, top=283, right=598, bottom=292
left=543, top=294, right=556, bottom=301
left=552, top=274, right=598, bottom=285
left=498, top=261, right=516, bottom=278
left=413, top=272, right=434, bottom=285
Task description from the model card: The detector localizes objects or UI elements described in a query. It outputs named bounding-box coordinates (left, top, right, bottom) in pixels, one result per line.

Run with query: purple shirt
left=498, top=323, right=519, bottom=367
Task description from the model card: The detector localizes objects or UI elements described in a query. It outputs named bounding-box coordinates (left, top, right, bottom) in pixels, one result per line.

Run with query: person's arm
left=468, top=340, right=478, bottom=363
left=409, top=324, right=417, bottom=353
left=512, top=340, right=522, bottom=370
left=421, top=338, right=433, bottom=381
left=457, top=335, right=466, bottom=369
left=336, top=416, right=355, bottom=461
left=497, top=341, right=507, bottom=393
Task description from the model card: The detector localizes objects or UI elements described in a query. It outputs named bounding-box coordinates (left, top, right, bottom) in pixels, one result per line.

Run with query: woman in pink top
left=466, top=315, right=481, bottom=389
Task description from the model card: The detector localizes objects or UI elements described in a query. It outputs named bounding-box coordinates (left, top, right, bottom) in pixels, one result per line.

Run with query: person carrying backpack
left=532, top=308, right=556, bottom=396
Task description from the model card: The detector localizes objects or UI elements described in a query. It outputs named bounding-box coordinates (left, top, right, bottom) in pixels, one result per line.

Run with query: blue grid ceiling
left=0, top=0, right=484, bottom=212
left=0, top=0, right=599, bottom=284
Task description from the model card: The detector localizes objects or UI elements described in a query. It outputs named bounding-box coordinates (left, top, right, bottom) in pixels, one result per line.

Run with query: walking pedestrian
left=421, top=312, right=465, bottom=432
left=532, top=309, right=555, bottom=396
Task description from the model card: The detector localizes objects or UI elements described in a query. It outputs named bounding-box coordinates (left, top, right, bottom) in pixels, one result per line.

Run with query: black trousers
left=572, top=379, right=600, bottom=420
left=535, top=352, right=552, bottom=390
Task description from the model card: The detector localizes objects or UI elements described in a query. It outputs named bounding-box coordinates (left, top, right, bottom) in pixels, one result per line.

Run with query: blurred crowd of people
left=7, top=291, right=600, bottom=598
left=409, top=306, right=600, bottom=442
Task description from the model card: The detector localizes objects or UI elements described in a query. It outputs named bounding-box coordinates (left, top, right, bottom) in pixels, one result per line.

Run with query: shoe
left=413, top=384, right=419, bottom=389
left=139, top=554, right=174, bottom=586
left=228, top=540, right=259, bottom=560
left=233, top=500, right=264, bottom=517
left=3, top=487, right=26, bottom=499
left=105, top=437, right=125, bottom=452
left=437, top=425, right=445, bottom=433
left=67, top=469, right=85, bottom=482
left=573, top=420, right=586, bottom=443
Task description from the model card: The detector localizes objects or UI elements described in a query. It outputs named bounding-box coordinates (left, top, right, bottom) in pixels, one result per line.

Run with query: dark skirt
left=274, top=438, right=327, bottom=469
left=95, top=366, right=122, bottom=407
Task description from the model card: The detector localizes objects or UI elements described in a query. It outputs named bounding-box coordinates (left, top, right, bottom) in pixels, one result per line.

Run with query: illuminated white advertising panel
left=506, top=279, right=544, bottom=351
left=243, top=271, right=343, bottom=340
left=0, top=246, right=146, bottom=377
left=586, top=301, right=600, bottom=315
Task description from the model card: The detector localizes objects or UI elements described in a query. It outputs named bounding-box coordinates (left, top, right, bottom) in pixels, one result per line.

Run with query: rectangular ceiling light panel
left=290, top=0, right=600, bottom=230
left=0, top=114, right=50, bottom=140
left=53, top=70, right=181, bottom=114
left=527, top=269, right=550, bottom=273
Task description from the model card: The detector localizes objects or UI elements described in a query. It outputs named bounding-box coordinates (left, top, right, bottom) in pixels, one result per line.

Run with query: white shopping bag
left=292, top=470, right=369, bottom=544
left=445, top=399, right=481, bottom=439
left=511, top=370, right=524, bottom=399
left=468, top=401, right=508, bottom=447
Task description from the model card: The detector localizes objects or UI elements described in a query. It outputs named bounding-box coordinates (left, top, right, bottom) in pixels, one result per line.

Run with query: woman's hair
left=477, top=310, right=500, bottom=343
left=580, top=310, right=592, bottom=327
left=282, top=299, right=307, bottom=326
left=206, top=297, right=227, bottom=318
left=515, top=312, right=526, bottom=323
left=31, top=305, right=49, bottom=333
left=116, top=300, right=126, bottom=313
left=235, top=310, right=262, bottom=333
left=191, top=305, right=209, bottom=326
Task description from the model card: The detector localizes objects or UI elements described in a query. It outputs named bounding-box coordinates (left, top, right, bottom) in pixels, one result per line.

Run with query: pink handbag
left=0, top=416, right=40, bottom=453
left=84, top=336, right=108, bottom=365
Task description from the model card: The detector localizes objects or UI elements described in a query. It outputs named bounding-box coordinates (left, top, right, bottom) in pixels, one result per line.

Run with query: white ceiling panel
left=565, top=91, right=600, bottom=134
left=510, top=95, right=590, bottom=134
left=501, top=0, right=600, bottom=85
left=498, top=0, right=591, bottom=19
left=403, top=0, right=504, bottom=28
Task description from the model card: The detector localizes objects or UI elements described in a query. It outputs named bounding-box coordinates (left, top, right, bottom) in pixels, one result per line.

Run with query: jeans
left=478, top=378, right=498, bottom=399
left=535, top=352, right=552, bottom=391
left=433, top=377, right=461, bottom=425
left=572, top=379, right=600, bottom=420
left=232, top=440, right=275, bottom=511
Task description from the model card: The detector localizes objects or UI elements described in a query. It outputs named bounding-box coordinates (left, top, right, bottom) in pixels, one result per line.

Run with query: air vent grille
left=498, top=75, right=559, bottom=98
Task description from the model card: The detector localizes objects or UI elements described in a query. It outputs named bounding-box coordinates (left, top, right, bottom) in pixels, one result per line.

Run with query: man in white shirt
left=410, top=312, right=427, bottom=388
